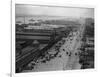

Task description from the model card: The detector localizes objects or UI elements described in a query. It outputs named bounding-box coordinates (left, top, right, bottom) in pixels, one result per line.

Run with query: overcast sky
left=16, top=4, right=94, bottom=18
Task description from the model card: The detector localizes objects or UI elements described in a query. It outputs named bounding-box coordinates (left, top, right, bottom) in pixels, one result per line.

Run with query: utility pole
left=24, top=16, right=25, bottom=24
